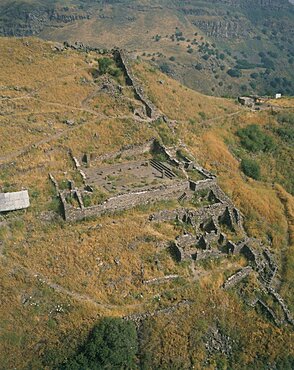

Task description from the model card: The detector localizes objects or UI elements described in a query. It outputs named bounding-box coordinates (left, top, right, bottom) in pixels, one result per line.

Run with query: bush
left=227, top=68, right=242, bottom=78
left=276, top=126, right=294, bottom=145
left=249, top=81, right=257, bottom=90
left=160, top=63, right=172, bottom=74
left=98, top=57, right=113, bottom=74
left=61, top=318, right=138, bottom=370
left=260, top=56, right=275, bottom=70
left=237, top=124, right=276, bottom=153
left=241, top=159, right=261, bottom=180
left=235, top=59, right=256, bottom=69
left=250, top=72, right=259, bottom=79
left=277, top=112, right=294, bottom=125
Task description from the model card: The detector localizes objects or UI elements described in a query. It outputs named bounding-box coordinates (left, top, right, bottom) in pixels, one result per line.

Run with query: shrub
left=110, top=67, right=122, bottom=78
left=61, top=318, right=138, bottom=370
left=241, top=159, right=261, bottom=180
left=260, top=56, right=275, bottom=70
left=277, top=112, right=294, bottom=125
left=237, top=124, right=276, bottom=153
left=250, top=72, right=259, bottom=79
left=235, top=59, right=256, bottom=69
left=98, top=57, right=113, bottom=74
left=199, top=111, right=206, bottom=120
left=249, top=81, right=257, bottom=90
left=276, top=126, right=294, bottom=145
left=227, top=68, right=242, bottom=78
left=160, top=63, right=172, bottom=74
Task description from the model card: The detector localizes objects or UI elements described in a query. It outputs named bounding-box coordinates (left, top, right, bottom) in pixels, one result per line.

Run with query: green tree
left=62, top=318, right=138, bottom=370
left=98, top=57, right=113, bottom=74
left=227, top=68, right=242, bottom=78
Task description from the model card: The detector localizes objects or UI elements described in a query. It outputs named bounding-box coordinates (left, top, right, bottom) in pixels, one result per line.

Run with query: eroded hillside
left=0, top=37, right=293, bottom=369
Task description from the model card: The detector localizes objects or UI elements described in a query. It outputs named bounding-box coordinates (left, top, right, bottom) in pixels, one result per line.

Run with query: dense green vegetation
left=98, top=57, right=122, bottom=78
left=274, top=112, right=294, bottom=145
left=230, top=115, right=294, bottom=194
left=60, top=318, right=138, bottom=370
left=241, top=158, right=261, bottom=180
left=227, top=69, right=242, bottom=78
left=237, top=124, right=276, bottom=153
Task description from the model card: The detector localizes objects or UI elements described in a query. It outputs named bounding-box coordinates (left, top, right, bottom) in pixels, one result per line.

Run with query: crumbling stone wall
left=90, top=138, right=155, bottom=164
left=113, top=49, right=160, bottom=120
left=63, top=181, right=189, bottom=222
left=223, top=266, right=253, bottom=289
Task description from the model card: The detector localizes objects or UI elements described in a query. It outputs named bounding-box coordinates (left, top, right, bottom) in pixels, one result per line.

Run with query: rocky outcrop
left=192, top=19, right=252, bottom=39
left=0, top=6, right=91, bottom=37
left=203, top=0, right=291, bottom=10
left=204, top=326, right=233, bottom=359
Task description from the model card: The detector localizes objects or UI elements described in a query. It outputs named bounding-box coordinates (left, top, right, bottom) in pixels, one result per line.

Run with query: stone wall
left=63, top=181, right=189, bottom=222
left=223, top=266, right=253, bottom=289
left=90, top=138, right=155, bottom=164
left=113, top=49, right=160, bottom=120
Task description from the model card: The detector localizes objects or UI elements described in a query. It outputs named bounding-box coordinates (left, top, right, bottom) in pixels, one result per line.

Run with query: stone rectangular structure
left=0, top=190, right=30, bottom=212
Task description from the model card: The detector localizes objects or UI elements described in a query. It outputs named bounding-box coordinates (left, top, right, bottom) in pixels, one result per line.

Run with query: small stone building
left=238, top=96, right=255, bottom=107
left=0, top=190, right=30, bottom=212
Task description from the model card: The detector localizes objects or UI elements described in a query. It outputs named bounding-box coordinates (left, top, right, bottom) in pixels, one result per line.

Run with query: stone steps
left=178, top=192, right=187, bottom=202
left=150, top=159, right=176, bottom=179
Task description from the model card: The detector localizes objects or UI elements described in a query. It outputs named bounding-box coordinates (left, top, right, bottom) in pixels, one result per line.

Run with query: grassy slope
left=0, top=37, right=293, bottom=369
left=1, top=1, right=293, bottom=96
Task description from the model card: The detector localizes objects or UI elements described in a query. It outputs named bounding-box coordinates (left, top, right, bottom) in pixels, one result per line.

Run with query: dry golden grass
left=132, top=62, right=239, bottom=121
left=268, top=97, right=294, bottom=107
left=0, top=37, right=293, bottom=368
left=275, top=184, right=294, bottom=310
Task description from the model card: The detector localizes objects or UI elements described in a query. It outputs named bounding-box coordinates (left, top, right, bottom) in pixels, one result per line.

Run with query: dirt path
left=0, top=117, right=103, bottom=164
left=0, top=112, right=148, bottom=165
left=177, top=110, right=243, bottom=127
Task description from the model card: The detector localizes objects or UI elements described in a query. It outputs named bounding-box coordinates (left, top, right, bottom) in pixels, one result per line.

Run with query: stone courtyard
left=83, top=158, right=180, bottom=195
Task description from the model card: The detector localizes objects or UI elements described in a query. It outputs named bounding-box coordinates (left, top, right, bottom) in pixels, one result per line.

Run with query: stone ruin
left=147, top=150, right=293, bottom=327
left=48, top=136, right=293, bottom=326
left=56, top=42, right=162, bottom=122
left=48, top=42, right=292, bottom=327
left=113, top=49, right=161, bottom=120
left=0, top=190, right=30, bottom=212
left=49, top=139, right=216, bottom=222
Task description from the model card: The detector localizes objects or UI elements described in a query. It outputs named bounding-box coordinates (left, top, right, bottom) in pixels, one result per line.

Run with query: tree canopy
left=61, top=318, right=138, bottom=370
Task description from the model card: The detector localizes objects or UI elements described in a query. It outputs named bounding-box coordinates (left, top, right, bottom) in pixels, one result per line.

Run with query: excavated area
left=83, top=158, right=180, bottom=195
left=46, top=47, right=293, bottom=328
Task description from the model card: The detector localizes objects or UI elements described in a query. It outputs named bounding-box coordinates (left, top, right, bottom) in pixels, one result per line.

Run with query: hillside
left=0, top=37, right=294, bottom=369
left=0, top=0, right=293, bottom=97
